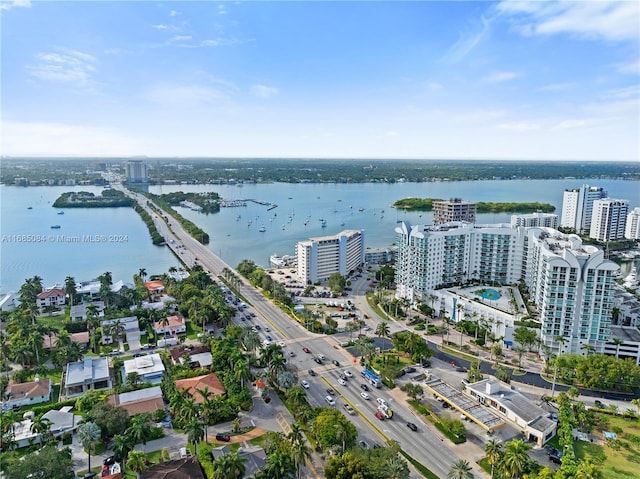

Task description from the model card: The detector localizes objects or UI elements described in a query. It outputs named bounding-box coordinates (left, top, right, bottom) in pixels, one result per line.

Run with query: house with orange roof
left=174, top=373, right=225, bottom=403
left=154, top=315, right=186, bottom=337
left=144, top=280, right=166, bottom=301
left=107, top=386, right=164, bottom=417
left=42, top=331, right=90, bottom=350
left=2, top=377, right=52, bottom=409
left=36, top=287, right=67, bottom=308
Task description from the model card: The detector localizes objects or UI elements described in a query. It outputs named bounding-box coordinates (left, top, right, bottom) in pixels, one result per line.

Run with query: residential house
left=42, top=332, right=90, bottom=350
left=101, top=316, right=141, bottom=345
left=36, top=288, right=67, bottom=308
left=154, top=315, right=186, bottom=337
left=64, top=357, right=112, bottom=398
left=144, top=280, right=166, bottom=300
left=210, top=445, right=266, bottom=478
left=2, top=378, right=52, bottom=410
left=70, top=301, right=105, bottom=321
left=121, top=354, right=166, bottom=384
left=174, top=373, right=225, bottom=403
left=11, top=407, right=83, bottom=448
left=140, top=457, right=206, bottom=479
left=107, top=386, right=164, bottom=417
left=169, top=346, right=212, bottom=369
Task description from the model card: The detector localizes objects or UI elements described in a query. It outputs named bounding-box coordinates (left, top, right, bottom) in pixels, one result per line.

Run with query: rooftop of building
left=610, top=326, right=640, bottom=343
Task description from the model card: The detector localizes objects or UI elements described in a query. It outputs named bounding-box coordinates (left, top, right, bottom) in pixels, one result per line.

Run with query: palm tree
left=233, top=360, right=252, bottom=388
left=185, top=417, right=205, bottom=455
left=126, top=413, right=152, bottom=452
left=333, top=421, right=349, bottom=454
left=226, top=451, right=247, bottom=479
left=575, top=458, right=601, bottom=479
left=112, top=433, right=134, bottom=471
left=448, top=459, right=474, bottom=479
left=126, top=450, right=148, bottom=479
left=288, top=424, right=312, bottom=479
left=386, top=455, right=410, bottom=479
left=30, top=414, right=52, bottom=445
left=77, top=421, right=102, bottom=473
left=501, top=438, right=531, bottom=479
left=138, top=268, right=147, bottom=281
left=612, top=338, right=623, bottom=359
left=376, top=321, right=391, bottom=350
left=484, top=438, right=503, bottom=478
left=64, top=276, right=77, bottom=306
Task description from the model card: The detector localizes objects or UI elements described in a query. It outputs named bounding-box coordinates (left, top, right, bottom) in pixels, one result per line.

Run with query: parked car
left=301, top=380, right=310, bottom=389
left=404, top=366, right=416, bottom=373
left=406, top=422, right=418, bottom=432
left=358, top=440, right=370, bottom=449
left=288, top=351, right=296, bottom=357
left=215, top=434, right=231, bottom=442
left=104, top=456, right=116, bottom=466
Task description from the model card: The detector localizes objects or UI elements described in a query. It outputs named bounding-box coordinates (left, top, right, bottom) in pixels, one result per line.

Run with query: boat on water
left=358, top=208, right=365, bottom=212
left=58, top=211, right=65, bottom=215
left=259, top=225, right=266, bottom=232
left=50, top=225, right=61, bottom=229
left=27, top=206, right=33, bottom=210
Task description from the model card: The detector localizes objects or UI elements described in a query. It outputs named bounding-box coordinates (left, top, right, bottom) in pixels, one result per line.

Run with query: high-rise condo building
left=589, top=199, right=629, bottom=241
left=560, top=184, right=607, bottom=234
left=625, top=207, right=640, bottom=240
left=296, top=230, right=365, bottom=284
left=394, top=221, right=618, bottom=355
left=510, top=212, right=559, bottom=228
left=432, top=198, right=476, bottom=225
left=125, top=160, right=149, bottom=183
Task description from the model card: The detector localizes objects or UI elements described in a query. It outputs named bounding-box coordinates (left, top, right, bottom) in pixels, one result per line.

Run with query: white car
left=301, top=380, right=310, bottom=389
left=344, top=370, right=353, bottom=378
left=317, top=353, right=326, bottom=360
left=376, top=397, right=388, bottom=407
left=360, top=392, right=370, bottom=400
left=325, top=396, right=336, bottom=406
left=338, top=379, right=347, bottom=386
left=278, top=341, right=286, bottom=347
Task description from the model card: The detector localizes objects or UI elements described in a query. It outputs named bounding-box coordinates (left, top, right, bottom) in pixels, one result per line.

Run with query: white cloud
left=1, top=121, right=145, bottom=156
left=250, top=84, right=278, bottom=99
left=444, top=15, right=493, bottom=63
left=425, top=82, right=443, bottom=91
left=143, top=84, right=231, bottom=107
left=553, top=119, right=587, bottom=130
left=483, top=71, right=521, bottom=83
left=537, top=82, right=577, bottom=92
left=602, top=85, right=640, bottom=100
left=497, top=121, right=541, bottom=131
left=497, top=0, right=640, bottom=42
left=1, top=0, right=31, bottom=11
left=169, top=35, right=192, bottom=43
left=169, top=10, right=179, bottom=17
left=385, top=130, right=399, bottom=137
left=614, top=58, right=640, bottom=75
left=27, top=49, right=98, bottom=90
left=152, top=24, right=170, bottom=30
left=218, top=5, right=227, bottom=15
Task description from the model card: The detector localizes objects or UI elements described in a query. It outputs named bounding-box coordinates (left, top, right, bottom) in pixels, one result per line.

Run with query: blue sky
left=1, top=0, right=638, bottom=160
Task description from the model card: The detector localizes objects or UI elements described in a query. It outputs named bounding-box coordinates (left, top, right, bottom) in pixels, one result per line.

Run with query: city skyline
left=1, top=0, right=639, bottom=161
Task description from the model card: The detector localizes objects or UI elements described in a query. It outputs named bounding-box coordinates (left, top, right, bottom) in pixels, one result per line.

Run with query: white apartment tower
left=394, top=222, right=619, bottom=355
left=560, top=185, right=607, bottom=234
left=525, top=228, right=618, bottom=355
left=510, top=212, right=559, bottom=229
left=125, top=160, right=149, bottom=183
left=625, top=207, right=640, bottom=240
left=589, top=199, right=629, bottom=241
left=296, top=230, right=365, bottom=284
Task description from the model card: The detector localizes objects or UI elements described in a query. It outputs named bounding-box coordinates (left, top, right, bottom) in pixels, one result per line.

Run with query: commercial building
left=603, top=326, right=640, bottom=365
left=589, top=199, right=629, bottom=241
left=432, top=198, right=476, bottom=225
left=560, top=184, right=607, bottom=234
left=296, top=229, right=365, bottom=284
left=394, top=222, right=618, bottom=355
left=64, top=357, right=112, bottom=398
left=465, top=380, right=556, bottom=446
left=510, top=212, right=558, bottom=229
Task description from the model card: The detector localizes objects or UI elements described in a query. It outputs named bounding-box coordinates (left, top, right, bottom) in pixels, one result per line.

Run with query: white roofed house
left=10, top=407, right=83, bottom=448
left=70, top=301, right=105, bottom=321
left=100, top=316, right=140, bottom=345
left=64, top=357, right=112, bottom=398
left=121, top=353, right=166, bottom=385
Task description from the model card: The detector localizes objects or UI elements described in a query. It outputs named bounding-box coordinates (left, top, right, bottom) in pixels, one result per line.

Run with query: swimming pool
left=474, top=288, right=501, bottom=301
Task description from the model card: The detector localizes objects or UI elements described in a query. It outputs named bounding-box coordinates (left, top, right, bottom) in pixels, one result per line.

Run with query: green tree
left=500, top=438, right=531, bottom=479
left=126, top=413, right=152, bottom=452
left=86, top=402, right=129, bottom=441
left=327, top=273, right=346, bottom=294
left=400, top=383, right=424, bottom=401
left=325, top=452, right=367, bottom=479
left=77, top=421, right=102, bottom=473
left=484, top=438, right=503, bottom=479
left=447, top=459, right=474, bottom=479
left=185, top=417, right=205, bottom=455
left=6, top=445, right=73, bottom=479
left=311, top=409, right=357, bottom=452
left=29, top=414, right=52, bottom=445
left=126, top=450, right=148, bottom=479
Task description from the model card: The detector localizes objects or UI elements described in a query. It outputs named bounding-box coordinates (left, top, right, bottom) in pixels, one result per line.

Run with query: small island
left=53, top=189, right=134, bottom=208
left=392, top=197, right=555, bottom=213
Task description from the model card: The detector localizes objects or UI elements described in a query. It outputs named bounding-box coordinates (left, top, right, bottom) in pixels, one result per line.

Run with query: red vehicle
left=215, top=434, right=231, bottom=442
left=302, top=347, right=311, bottom=353
left=374, top=411, right=385, bottom=421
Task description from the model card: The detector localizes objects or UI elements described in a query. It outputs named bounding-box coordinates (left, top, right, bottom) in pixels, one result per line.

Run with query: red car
left=374, top=411, right=385, bottom=421
left=302, top=347, right=311, bottom=353
left=215, top=434, right=231, bottom=442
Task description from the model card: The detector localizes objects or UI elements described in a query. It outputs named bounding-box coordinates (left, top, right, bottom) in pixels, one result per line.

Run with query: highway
left=117, top=184, right=467, bottom=478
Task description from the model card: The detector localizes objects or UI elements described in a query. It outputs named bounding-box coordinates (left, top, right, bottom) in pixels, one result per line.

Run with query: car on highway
left=332, top=360, right=340, bottom=366
left=251, top=327, right=258, bottom=333
left=265, top=327, right=271, bottom=332
left=265, top=335, right=273, bottom=341
left=278, top=341, right=286, bottom=347
left=376, top=398, right=388, bottom=407
left=343, top=404, right=355, bottom=415
left=325, top=396, right=336, bottom=406
left=288, top=351, right=296, bottom=357
left=317, top=354, right=326, bottom=360
left=338, top=378, right=347, bottom=386
left=344, top=370, right=353, bottom=378
left=301, top=380, right=310, bottom=389
left=406, top=422, right=418, bottom=432
left=374, top=411, right=385, bottom=421
left=326, top=388, right=335, bottom=395
left=254, top=325, right=262, bottom=331
left=302, top=347, right=311, bottom=353
left=215, top=434, right=231, bottom=442
left=360, top=383, right=369, bottom=391
left=360, top=392, right=370, bottom=400
left=313, top=357, right=322, bottom=364
left=308, top=369, right=317, bottom=376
